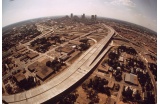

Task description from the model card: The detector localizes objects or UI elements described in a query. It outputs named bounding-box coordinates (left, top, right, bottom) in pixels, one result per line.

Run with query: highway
left=2, top=24, right=115, bottom=104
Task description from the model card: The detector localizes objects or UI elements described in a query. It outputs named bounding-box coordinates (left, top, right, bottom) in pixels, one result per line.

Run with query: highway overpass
left=2, top=24, right=115, bottom=104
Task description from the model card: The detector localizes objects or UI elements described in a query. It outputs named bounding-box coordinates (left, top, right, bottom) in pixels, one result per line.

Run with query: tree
left=107, top=59, right=114, bottom=66
left=105, top=88, right=111, bottom=96
left=54, top=63, right=62, bottom=72
left=115, top=74, right=122, bottom=82
left=79, top=43, right=89, bottom=51
left=51, top=35, right=61, bottom=44
left=134, top=91, right=141, bottom=100
left=79, top=38, right=89, bottom=44
left=126, top=47, right=137, bottom=55
left=46, top=61, right=52, bottom=67
left=51, top=59, right=59, bottom=66
left=82, top=83, right=87, bottom=91
left=118, top=45, right=127, bottom=52
left=108, top=51, right=119, bottom=60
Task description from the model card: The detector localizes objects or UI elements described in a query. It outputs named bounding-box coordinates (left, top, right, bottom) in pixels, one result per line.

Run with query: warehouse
left=124, top=73, right=138, bottom=86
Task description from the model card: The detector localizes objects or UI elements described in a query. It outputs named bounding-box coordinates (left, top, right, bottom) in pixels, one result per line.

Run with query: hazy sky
left=3, top=0, right=157, bottom=31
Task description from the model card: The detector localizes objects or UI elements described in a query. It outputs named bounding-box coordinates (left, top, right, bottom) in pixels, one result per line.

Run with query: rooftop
left=16, top=45, right=25, bottom=51
left=14, top=73, right=26, bottom=82
left=36, top=65, right=54, bottom=81
left=27, top=52, right=39, bottom=59
left=124, top=73, right=138, bottom=85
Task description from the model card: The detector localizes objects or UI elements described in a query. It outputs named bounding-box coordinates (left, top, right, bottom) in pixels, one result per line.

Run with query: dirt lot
left=89, top=36, right=104, bottom=42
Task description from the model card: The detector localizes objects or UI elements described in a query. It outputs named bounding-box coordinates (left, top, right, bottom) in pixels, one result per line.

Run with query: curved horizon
left=2, top=15, right=157, bottom=33
left=3, top=0, right=157, bottom=32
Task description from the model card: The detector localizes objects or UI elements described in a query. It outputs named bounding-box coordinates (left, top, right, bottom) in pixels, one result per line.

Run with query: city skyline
left=2, top=1, right=157, bottom=103
left=3, top=0, right=157, bottom=31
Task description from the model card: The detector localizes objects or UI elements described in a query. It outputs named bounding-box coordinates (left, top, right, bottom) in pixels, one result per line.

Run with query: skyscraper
left=91, top=15, right=94, bottom=20
left=71, top=13, right=73, bottom=19
left=95, top=15, right=97, bottom=21
left=82, top=14, right=85, bottom=19
left=91, top=15, right=95, bottom=22
left=91, top=15, right=97, bottom=23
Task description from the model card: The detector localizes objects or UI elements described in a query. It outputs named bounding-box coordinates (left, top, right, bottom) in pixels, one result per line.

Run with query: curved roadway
left=2, top=24, right=115, bottom=104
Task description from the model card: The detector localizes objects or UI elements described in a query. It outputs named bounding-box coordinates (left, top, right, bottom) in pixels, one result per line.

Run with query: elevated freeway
left=2, top=24, right=115, bottom=104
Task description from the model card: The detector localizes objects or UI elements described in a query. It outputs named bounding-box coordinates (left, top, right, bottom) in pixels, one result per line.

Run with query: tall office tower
left=91, top=15, right=94, bottom=20
left=71, top=13, right=73, bottom=18
left=91, top=15, right=95, bottom=22
left=94, top=15, right=97, bottom=21
left=82, top=13, right=85, bottom=19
